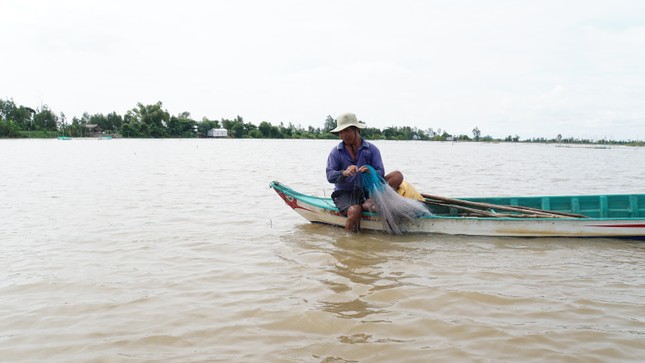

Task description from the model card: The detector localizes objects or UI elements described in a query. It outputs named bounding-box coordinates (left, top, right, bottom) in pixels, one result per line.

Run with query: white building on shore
left=207, top=128, right=228, bottom=138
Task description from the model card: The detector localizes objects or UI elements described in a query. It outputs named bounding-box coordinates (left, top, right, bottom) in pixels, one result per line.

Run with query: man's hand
left=343, top=165, right=370, bottom=177
left=343, top=165, right=359, bottom=177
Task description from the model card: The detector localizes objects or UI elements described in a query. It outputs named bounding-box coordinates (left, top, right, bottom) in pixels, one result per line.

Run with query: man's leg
left=332, top=189, right=366, bottom=232
left=345, top=204, right=362, bottom=232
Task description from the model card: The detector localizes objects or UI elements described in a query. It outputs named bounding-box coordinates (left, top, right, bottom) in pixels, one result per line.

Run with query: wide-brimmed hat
left=331, top=112, right=367, bottom=133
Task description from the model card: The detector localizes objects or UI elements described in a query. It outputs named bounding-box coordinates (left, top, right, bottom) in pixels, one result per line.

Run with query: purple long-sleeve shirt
left=326, top=139, right=385, bottom=191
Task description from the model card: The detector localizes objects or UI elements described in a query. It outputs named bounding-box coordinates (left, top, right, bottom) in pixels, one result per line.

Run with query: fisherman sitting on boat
left=326, top=112, right=385, bottom=232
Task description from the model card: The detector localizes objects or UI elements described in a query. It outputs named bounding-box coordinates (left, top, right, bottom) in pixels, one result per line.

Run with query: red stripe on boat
left=589, top=224, right=645, bottom=228
left=276, top=191, right=314, bottom=213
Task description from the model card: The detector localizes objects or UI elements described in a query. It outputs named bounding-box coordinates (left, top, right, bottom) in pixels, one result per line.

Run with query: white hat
left=331, top=112, right=367, bottom=133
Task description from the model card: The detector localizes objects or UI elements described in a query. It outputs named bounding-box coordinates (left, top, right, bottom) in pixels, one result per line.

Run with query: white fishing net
left=360, top=166, right=431, bottom=234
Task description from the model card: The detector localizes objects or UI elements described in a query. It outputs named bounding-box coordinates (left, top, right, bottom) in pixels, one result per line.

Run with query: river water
left=1, top=138, right=644, bottom=362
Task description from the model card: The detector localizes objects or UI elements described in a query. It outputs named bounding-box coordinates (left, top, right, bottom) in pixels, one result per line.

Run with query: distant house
left=207, top=128, right=228, bottom=138
left=85, top=124, right=103, bottom=136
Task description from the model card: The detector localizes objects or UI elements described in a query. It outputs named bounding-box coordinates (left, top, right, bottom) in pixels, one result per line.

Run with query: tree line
left=1, top=98, right=642, bottom=145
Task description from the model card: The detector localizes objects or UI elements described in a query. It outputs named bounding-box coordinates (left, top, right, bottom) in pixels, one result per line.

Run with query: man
left=326, top=112, right=385, bottom=232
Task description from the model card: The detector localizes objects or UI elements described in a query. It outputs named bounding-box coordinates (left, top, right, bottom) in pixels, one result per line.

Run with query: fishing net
left=360, top=166, right=431, bottom=234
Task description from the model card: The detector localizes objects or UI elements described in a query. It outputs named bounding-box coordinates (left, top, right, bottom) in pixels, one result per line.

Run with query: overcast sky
left=2, top=0, right=645, bottom=140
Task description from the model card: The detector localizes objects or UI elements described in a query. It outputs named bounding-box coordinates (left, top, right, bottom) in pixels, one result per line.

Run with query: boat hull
left=270, top=181, right=645, bottom=239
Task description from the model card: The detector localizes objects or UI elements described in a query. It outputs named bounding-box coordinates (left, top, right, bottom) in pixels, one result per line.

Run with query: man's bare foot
left=362, top=199, right=378, bottom=212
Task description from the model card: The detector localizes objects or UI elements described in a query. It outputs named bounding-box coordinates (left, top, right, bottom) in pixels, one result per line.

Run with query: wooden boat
left=270, top=181, right=645, bottom=239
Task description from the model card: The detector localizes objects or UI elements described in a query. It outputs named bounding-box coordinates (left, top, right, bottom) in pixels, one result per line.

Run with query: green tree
left=323, top=115, right=335, bottom=133
left=244, top=121, right=257, bottom=136
left=126, top=102, right=170, bottom=137
left=231, top=121, right=244, bottom=138
left=362, top=127, right=383, bottom=140
left=249, top=129, right=262, bottom=138
left=282, top=123, right=294, bottom=138
left=0, top=98, right=32, bottom=130
left=221, top=115, right=250, bottom=138
left=68, top=116, right=86, bottom=137
left=382, top=127, right=396, bottom=139
left=119, top=122, right=142, bottom=138
left=167, top=111, right=196, bottom=137
left=106, top=112, right=123, bottom=131
left=258, top=121, right=272, bottom=137
left=33, top=105, right=58, bottom=131
left=0, top=99, right=14, bottom=121
left=271, top=125, right=284, bottom=138
left=0, top=119, right=20, bottom=137
left=472, top=126, right=481, bottom=141
left=220, top=118, right=233, bottom=131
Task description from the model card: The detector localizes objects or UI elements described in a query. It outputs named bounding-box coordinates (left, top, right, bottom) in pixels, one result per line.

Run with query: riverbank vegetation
left=1, top=98, right=643, bottom=146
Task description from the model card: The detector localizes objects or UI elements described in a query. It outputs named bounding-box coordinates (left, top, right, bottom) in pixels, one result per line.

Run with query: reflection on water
left=320, top=298, right=385, bottom=320
left=310, top=233, right=409, bottom=320
left=278, top=222, right=645, bottom=362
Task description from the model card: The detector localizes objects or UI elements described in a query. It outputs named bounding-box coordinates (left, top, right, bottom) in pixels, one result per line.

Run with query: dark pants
left=331, top=188, right=368, bottom=216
